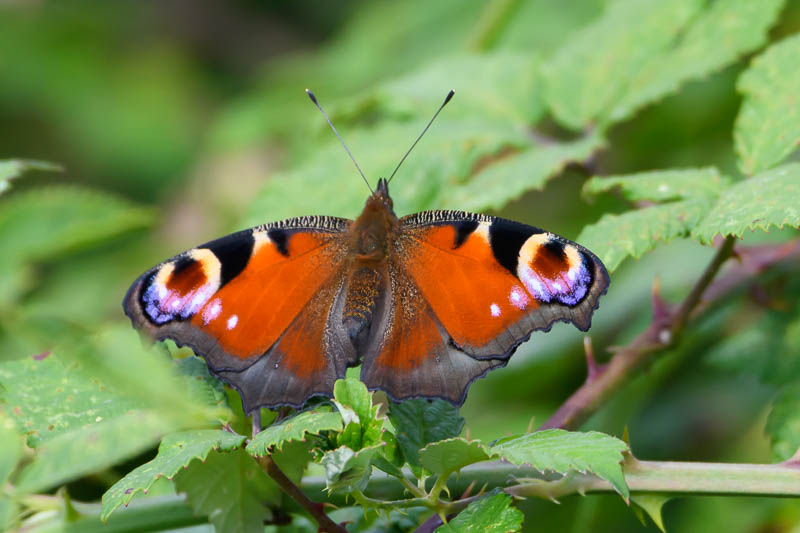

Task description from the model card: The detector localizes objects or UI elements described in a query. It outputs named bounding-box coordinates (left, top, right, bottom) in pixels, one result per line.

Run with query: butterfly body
left=124, top=176, right=609, bottom=411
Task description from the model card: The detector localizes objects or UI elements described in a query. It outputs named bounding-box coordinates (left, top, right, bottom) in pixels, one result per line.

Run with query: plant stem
left=302, top=457, right=800, bottom=506
left=541, top=236, right=738, bottom=430
left=255, top=455, right=347, bottom=533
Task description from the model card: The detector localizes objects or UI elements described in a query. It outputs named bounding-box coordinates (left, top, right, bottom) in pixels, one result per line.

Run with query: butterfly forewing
left=123, top=215, right=354, bottom=408
left=394, top=210, right=609, bottom=359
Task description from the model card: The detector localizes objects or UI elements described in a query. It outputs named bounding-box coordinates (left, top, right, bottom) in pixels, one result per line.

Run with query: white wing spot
left=202, top=298, right=222, bottom=325
left=227, top=315, right=239, bottom=330
left=490, top=303, right=501, bottom=317
left=509, top=285, right=530, bottom=309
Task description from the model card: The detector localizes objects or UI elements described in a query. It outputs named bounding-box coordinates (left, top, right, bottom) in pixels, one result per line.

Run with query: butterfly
left=123, top=90, right=609, bottom=413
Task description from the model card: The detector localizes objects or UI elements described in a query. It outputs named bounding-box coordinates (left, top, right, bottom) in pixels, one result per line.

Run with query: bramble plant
left=1, top=1, right=800, bottom=532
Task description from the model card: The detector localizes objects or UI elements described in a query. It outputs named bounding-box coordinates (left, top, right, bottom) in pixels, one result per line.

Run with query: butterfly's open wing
left=123, top=216, right=356, bottom=410
left=361, top=210, right=608, bottom=405
left=397, top=211, right=609, bottom=358
left=359, top=262, right=507, bottom=405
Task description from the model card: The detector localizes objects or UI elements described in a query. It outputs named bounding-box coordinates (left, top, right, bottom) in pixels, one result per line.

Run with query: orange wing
left=396, top=211, right=609, bottom=360
left=359, top=262, right=506, bottom=405
left=123, top=216, right=356, bottom=409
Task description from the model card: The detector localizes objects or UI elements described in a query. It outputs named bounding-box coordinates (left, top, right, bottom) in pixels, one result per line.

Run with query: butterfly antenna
left=387, top=89, right=455, bottom=184
left=306, top=89, right=373, bottom=194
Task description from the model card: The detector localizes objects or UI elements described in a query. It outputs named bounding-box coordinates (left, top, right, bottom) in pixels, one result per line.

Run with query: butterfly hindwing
left=359, top=263, right=506, bottom=405
left=396, top=211, right=609, bottom=360
left=123, top=215, right=354, bottom=409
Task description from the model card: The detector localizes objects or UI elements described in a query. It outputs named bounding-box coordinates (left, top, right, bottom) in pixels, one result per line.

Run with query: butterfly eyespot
left=139, top=250, right=222, bottom=325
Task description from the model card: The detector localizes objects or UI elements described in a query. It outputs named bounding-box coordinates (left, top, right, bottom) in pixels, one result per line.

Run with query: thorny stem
left=541, top=236, right=742, bottom=430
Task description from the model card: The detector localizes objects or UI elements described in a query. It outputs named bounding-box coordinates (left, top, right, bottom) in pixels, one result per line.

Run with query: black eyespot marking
left=203, top=231, right=255, bottom=287
left=580, top=250, right=596, bottom=286
left=489, top=219, right=545, bottom=274
left=267, top=229, right=289, bottom=256
left=171, top=255, right=196, bottom=276
left=542, top=239, right=566, bottom=261
left=453, top=220, right=479, bottom=249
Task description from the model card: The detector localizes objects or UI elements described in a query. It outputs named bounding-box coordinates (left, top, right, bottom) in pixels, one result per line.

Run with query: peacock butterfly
left=123, top=90, right=609, bottom=412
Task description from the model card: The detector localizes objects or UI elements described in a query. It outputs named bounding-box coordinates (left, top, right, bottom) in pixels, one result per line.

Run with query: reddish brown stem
left=256, top=455, right=347, bottom=533
left=540, top=235, right=792, bottom=431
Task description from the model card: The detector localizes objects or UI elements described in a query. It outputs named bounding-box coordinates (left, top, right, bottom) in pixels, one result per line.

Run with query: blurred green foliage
left=1, top=0, right=800, bottom=531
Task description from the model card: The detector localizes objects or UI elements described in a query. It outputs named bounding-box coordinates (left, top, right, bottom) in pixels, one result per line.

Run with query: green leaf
left=333, top=378, right=384, bottom=450
left=583, top=167, right=730, bottom=203
left=609, top=0, right=785, bottom=123
left=321, top=444, right=383, bottom=494
left=735, top=33, right=800, bottom=175
left=543, top=0, right=703, bottom=130
left=175, top=355, right=229, bottom=412
left=0, top=353, right=142, bottom=448
left=333, top=378, right=373, bottom=426
left=15, top=410, right=169, bottom=493
left=631, top=493, right=670, bottom=532
left=101, top=429, right=246, bottom=522
left=389, top=398, right=464, bottom=470
left=765, top=382, right=800, bottom=461
left=491, top=429, right=630, bottom=498
left=435, top=489, right=523, bottom=533
left=65, top=325, right=226, bottom=427
left=0, top=185, right=153, bottom=264
left=0, top=159, right=61, bottom=196
left=0, top=186, right=153, bottom=307
left=246, top=410, right=342, bottom=456
left=245, top=118, right=529, bottom=226
left=443, top=131, right=605, bottom=211
left=0, top=415, right=22, bottom=484
left=419, top=437, right=492, bottom=477
left=272, top=439, right=313, bottom=484
left=692, top=163, right=800, bottom=243
left=578, top=198, right=711, bottom=272
left=353, top=52, right=544, bottom=126
left=174, top=449, right=280, bottom=533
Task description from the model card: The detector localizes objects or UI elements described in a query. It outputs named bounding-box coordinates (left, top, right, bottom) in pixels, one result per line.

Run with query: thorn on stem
left=460, top=481, right=477, bottom=500
left=651, top=277, right=671, bottom=324
left=583, top=336, right=602, bottom=381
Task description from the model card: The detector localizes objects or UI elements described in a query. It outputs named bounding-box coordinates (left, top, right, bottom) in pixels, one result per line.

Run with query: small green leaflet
left=101, top=429, right=246, bottom=522
left=491, top=429, right=630, bottom=499
left=435, top=489, right=523, bottom=533
left=583, top=167, right=730, bottom=203
left=735, top=33, right=800, bottom=175
left=247, top=410, right=342, bottom=456
left=578, top=198, right=711, bottom=272
left=419, top=438, right=492, bottom=477
left=692, top=163, right=800, bottom=243
left=174, top=449, right=280, bottom=533
left=321, top=444, right=383, bottom=494
left=389, top=398, right=465, bottom=470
